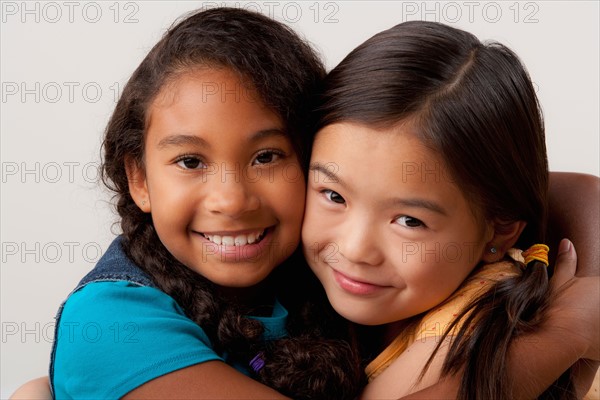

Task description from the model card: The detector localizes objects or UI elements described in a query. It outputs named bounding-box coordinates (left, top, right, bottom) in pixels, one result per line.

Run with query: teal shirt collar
left=249, top=299, right=288, bottom=340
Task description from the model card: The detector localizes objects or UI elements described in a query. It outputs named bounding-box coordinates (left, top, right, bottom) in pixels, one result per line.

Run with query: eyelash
left=320, top=189, right=427, bottom=229
left=394, top=215, right=426, bottom=229
left=175, top=154, right=206, bottom=170
left=321, top=189, right=346, bottom=204
left=252, top=149, right=286, bottom=166
left=174, top=149, right=286, bottom=171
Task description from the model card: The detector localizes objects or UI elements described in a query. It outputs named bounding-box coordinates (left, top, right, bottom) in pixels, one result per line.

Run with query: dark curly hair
left=101, top=7, right=363, bottom=399
left=316, top=20, right=573, bottom=399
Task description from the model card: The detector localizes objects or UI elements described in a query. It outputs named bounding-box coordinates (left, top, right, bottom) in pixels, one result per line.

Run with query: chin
left=341, top=312, right=383, bottom=326
left=213, top=274, right=269, bottom=289
left=327, top=298, right=378, bottom=326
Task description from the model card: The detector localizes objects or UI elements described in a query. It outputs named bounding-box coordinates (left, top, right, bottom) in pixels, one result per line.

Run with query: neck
left=216, top=279, right=276, bottom=316
left=381, top=319, right=416, bottom=348
left=354, top=318, right=416, bottom=359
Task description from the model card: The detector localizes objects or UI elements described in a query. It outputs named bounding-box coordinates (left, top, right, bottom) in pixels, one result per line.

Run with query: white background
left=1, top=1, right=598, bottom=396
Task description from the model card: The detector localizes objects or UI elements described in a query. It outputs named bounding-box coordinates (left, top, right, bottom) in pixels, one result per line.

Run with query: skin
left=303, top=121, right=519, bottom=328
left=11, top=243, right=597, bottom=400
left=547, top=173, right=600, bottom=274
left=302, top=121, right=597, bottom=398
left=13, top=69, right=478, bottom=400
left=10, top=79, right=600, bottom=400
left=516, top=173, right=599, bottom=398
left=115, top=67, right=305, bottom=399
left=9, top=162, right=599, bottom=399
left=128, top=68, right=306, bottom=298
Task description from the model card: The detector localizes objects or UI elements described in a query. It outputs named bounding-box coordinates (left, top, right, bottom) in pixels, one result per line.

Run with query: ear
left=125, top=156, right=151, bottom=213
left=482, top=220, right=527, bottom=263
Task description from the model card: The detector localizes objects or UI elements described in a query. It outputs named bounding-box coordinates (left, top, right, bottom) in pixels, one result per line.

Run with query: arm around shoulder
left=548, top=172, right=599, bottom=276
left=506, top=240, right=599, bottom=398
left=53, top=281, right=293, bottom=399
left=123, top=361, right=288, bottom=399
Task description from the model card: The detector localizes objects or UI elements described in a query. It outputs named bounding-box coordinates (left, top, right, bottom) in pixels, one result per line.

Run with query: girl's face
left=302, top=122, right=493, bottom=326
left=133, top=68, right=305, bottom=288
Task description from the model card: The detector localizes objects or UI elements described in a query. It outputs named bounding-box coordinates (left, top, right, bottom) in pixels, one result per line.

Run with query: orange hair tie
left=522, top=244, right=549, bottom=266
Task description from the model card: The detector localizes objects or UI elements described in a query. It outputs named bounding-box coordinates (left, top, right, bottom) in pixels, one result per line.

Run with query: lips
left=194, top=227, right=274, bottom=262
left=332, top=269, right=386, bottom=296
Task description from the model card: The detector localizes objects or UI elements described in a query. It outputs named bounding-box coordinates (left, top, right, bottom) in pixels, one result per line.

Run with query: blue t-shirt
left=52, top=280, right=288, bottom=399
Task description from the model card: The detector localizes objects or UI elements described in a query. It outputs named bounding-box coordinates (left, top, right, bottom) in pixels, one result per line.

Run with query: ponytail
left=424, top=245, right=576, bottom=399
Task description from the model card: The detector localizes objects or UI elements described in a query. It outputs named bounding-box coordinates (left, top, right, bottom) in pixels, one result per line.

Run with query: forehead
left=150, top=68, right=262, bottom=114
left=145, top=68, right=286, bottom=146
left=311, top=121, right=465, bottom=207
left=312, top=121, right=442, bottom=173
left=311, top=121, right=490, bottom=232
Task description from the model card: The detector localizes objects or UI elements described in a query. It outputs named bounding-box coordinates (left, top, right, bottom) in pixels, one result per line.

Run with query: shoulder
left=75, top=236, right=156, bottom=289
left=62, top=280, right=183, bottom=321
left=364, top=260, right=522, bottom=397
left=416, top=258, right=521, bottom=340
left=53, top=281, right=222, bottom=398
left=57, top=280, right=213, bottom=349
left=362, top=336, right=451, bottom=398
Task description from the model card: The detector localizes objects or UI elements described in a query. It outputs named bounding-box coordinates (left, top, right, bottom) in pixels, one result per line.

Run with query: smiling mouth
left=331, top=269, right=388, bottom=296
left=199, top=228, right=268, bottom=246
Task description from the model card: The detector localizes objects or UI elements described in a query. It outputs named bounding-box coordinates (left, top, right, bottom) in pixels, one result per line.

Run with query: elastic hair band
left=249, top=352, right=265, bottom=373
left=522, top=244, right=549, bottom=266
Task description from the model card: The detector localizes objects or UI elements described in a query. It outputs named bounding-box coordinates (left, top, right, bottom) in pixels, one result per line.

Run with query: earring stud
left=490, top=247, right=497, bottom=254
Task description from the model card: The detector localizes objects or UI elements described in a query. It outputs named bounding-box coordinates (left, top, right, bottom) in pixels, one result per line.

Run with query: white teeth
left=204, top=230, right=265, bottom=246
left=234, top=235, right=247, bottom=246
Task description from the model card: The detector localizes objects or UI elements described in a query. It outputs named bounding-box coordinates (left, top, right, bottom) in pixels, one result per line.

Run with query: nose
left=204, top=175, right=260, bottom=218
left=338, top=214, right=384, bottom=267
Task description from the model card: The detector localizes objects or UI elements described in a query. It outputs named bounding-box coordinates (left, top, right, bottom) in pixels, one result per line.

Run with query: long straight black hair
left=316, top=20, right=574, bottom=399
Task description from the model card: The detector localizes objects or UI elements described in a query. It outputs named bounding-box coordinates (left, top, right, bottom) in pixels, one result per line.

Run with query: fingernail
left=558, top=238, right=572, bottom=255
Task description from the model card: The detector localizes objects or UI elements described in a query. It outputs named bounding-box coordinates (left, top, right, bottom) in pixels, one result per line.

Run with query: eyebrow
left=156, top=129, right=287, bottom=150
left=249, top=129, right=287, bottom=142
left=157, top=134, right=208, bottom=149
left=310, top=162, right=447, bottom=215
left=309, top=162, right=348, bottom=189
left=386, top=198, right=448, bottom=216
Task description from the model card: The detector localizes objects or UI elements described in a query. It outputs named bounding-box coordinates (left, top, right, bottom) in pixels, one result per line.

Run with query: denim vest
left=49, top=236, right=156, bottom=396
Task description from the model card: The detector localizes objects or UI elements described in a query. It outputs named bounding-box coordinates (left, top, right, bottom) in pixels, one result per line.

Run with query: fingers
left=551, top=238, right=577, bottom=288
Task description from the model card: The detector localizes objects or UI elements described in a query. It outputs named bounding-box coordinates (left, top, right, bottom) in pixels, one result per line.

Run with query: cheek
left=301, top=191, right=323, bottom=243
left=148, top=179, right=193, bottom=221
left=275, top=166, right=306, bottom=218
left=301, top=193, right=326, bottom=266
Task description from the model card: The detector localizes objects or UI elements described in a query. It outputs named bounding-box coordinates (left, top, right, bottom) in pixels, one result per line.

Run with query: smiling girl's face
left=302, top=121, right=494, bottom=326
left=128, top=68, right=306, bottom=289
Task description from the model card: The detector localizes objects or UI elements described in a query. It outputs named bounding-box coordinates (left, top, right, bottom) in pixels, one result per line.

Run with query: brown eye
left=252, top=150, right=283, bottom=165
left=395, top=215, right=425, bottom=228
left=323, top=189, right=345, bottom=204
left=176, top=157, right=204, bottom=170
